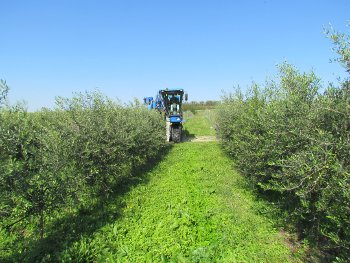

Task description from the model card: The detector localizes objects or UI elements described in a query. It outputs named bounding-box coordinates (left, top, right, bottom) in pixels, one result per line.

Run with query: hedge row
left=216, top=63, right=350, bottom=259
left=0, top=91, right=166, bottom=249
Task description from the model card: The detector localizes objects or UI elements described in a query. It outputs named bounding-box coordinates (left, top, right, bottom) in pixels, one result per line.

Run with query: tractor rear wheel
left=171, top=125, right=182, bottom=143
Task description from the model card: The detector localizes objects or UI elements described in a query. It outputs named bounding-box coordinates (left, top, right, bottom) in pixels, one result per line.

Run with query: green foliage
left=54, top=91, right=166, bottom=197
left=0, top=109, right=76, bottom=239
left=324, top=23, right=350, bottom=73
left=0, top=91, right=166, bottom=261
left=217, top=63, right=350, bottom=259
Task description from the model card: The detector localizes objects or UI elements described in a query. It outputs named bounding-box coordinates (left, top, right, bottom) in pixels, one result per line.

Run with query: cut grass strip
left=61, top=142, right=299, bottom=262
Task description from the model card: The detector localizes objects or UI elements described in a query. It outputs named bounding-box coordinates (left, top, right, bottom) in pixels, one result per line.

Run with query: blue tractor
left=160, top=89, right=188, bottom=143
left=144, top=89, right=188, bottom=143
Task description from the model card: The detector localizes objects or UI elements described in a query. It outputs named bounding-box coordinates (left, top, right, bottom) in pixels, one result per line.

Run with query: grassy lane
left=62, top=142, right=298, bottom=262
left=183, top=110, right=216, bottom=136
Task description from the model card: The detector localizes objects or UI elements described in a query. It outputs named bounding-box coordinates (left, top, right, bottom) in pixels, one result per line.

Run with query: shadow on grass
left=182, top=129, right=195, bottom=142
left=9, top=145, right=173, bottom=263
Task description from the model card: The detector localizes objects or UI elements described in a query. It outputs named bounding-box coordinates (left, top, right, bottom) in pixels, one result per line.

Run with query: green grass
left=59, top=142, right=299, bottom=262
left=183, top=110, right=216, bottom=136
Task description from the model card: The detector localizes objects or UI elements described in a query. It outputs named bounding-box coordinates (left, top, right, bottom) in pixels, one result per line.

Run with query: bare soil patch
left=184, top=135, right=218, bottom=142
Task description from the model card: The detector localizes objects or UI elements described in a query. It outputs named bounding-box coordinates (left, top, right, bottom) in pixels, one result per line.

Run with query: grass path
left=63, top=150, right=298, bottom=261
left=61, top=110, right=300, bottom=262
left=183, top=110, right=216, bottom=136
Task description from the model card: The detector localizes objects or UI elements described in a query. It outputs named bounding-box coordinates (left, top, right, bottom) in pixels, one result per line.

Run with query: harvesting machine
left=144, top=89, right=188, bottom=143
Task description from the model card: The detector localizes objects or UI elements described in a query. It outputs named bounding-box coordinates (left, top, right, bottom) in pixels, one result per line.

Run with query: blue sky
left=1, top=0, right=349, bottom=110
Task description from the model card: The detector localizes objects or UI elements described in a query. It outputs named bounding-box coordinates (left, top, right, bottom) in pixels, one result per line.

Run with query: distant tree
left=0, top=79, right=9, bottom=108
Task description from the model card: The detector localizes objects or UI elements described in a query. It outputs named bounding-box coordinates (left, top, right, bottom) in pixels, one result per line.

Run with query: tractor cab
left=170, top=96, right=180, bottom=115
left=159, top=89, right=187, bottom=118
